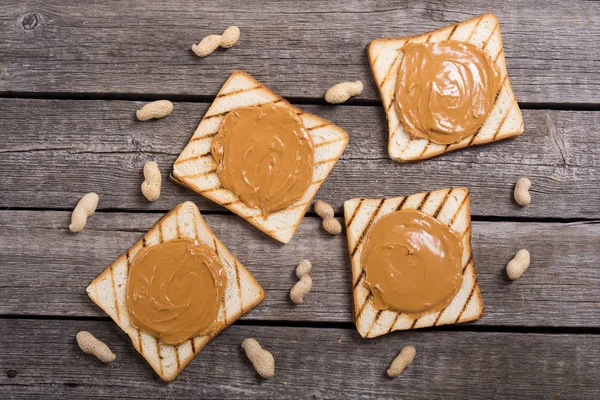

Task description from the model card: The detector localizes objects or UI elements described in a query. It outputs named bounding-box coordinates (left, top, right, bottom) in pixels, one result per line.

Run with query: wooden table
left=1, top=1, right=599, bottom=398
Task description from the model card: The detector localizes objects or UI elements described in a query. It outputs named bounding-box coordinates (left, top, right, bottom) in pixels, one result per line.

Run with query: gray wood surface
left=0, top=1, right=598, bottom=103
left=1, top=319, right=599, bottom=399
left=2, top=210, right=599, bottom=327
left=1, top=0, right=599, bottom=397
left=1, top=98, right=599, bottom=218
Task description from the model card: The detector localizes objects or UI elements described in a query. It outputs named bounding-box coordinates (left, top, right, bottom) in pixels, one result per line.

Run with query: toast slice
left=86, top=201, right=265, bottom=381
left=172, top=70, right=349, bottom=244
left=368, top=13, right=524, bottom=162
left=344, top=187, right=484, bottom=338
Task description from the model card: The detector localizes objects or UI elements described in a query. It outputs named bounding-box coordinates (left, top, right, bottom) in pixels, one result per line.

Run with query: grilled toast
left=368, top=13, right=524, bottom=162
left=86, top=201, right=265, bottom=381
left=344, top=188, right=484, bottom=338
left=172, top=70, right=349, bottom=244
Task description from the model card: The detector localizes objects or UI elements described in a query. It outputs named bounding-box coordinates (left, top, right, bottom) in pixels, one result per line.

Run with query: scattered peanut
left=76, top=331, right=116, bottom=363
left=325, top=81, right=363, bottom=104
left=241, top=338, right=275, bottom=378
left=192, top=26, right=240, bottom=57
left=69, top=192, right=99, bottom=233
left=506, top=249, right=530, bottom=280
left=514, top=177, right=532, bottom=206
left=141, top=161, right=161, bottom=201
left=136, top=100, right=174, bottom=121
left=314, top=200, right=342, bottom=235
left=387, top=346, right=416, bottom=377
left=290, top=259, right=313, bottom=304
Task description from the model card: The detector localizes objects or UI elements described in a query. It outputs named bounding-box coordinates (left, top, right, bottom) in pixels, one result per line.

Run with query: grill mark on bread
left=314, top=138, right=342, bottom=148
left=456, top=275, right=477, bottom=323
left=356, top=292, right=373, bottom=321
left=235, top=261, right=244, bottom=313
left=466, top=16, right=484, bottom=42
left=203, top=110, right=232, bottom=120
left=351, top=199, right=385, bottom=257
left=448, top=193, right=469, bottom=227
left=416, top=192, right=431, bottom=211
left=174, top=346, right=181, bottom=372
left=158, top=223, right=164, bottom=244
left=190, top=134, right=216, bottom=142
left=346, top=199, right=364, bottom=229
left=216, top=86, right=262, bottom=98
left=353, top=269, right=366, bottom=289
left=137, top=330, right=143, bottom=354
left=447, top=25, right=458, bottom=40
left=213, top=237, right=228, bottom=325
left=366, top=310, right=382, bottom=337
left=175, top=210, right=181, bottom=239
left=494, top=47, right=504, bottom=63
left=483, top=23, right=498, bottom=49
left=315, top=156, right=340, bottom=166
left=493, top=98, right=516, bottom=140
left=370, top=39, right=387, bottom=67
left=183, top=168, right=218, bottom=179
left=463, top=254, right=473, bottom=274
left=155, top=338, right=164, bottom=376
left=396, top=197, right=408, bottom=211
left=379, top=51, right=403, bottom=88
left=433, top=188, right=453, bottom=218
left=190, top=338, right=196, bottom=353
left=410, top=317, right=419, bottom=329
left=418, top=142, right=431, bottom=158
left=308, top=122, right=331, bottom=131
left=387, top=314, right=400, bottom=333
left=425, top=34, right=432, bottom=43
left=109, top=265, right=120, bottom=322
left=433, top=310, right=444, bottom=326
left=222, top=200, right=241, bottom=207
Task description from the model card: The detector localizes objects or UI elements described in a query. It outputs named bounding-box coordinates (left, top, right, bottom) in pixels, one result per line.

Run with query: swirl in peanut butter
left=212, top=104, right=314, bottom=217
left=126, top=239, right=227, bottom=345
left=362, top=210, right=463, bottom=315
left=395, top=41, right=500, bottom=144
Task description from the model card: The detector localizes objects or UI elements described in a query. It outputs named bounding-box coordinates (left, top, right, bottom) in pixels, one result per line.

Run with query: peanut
left=514, top=177, right=531, bottom=206
left=192, top=26, right=240, bottom=57
left=241, top=338, right=274, bottom=378
left=136, top=100, right=174, bottom=121
left=76, top=331, right=116, bottom=363
left=290, top=259, right=313, bottom=304
left=141, top=161, right=161, bottom=201
left=325, top=81, right=363, bottom=104
left=314, top=200, right=342, bottom=235
left=506, top=249, right=530, bottom=280
left=387, top=346, right=416, bottom=377
left=69, top=192, right=99, bottom=233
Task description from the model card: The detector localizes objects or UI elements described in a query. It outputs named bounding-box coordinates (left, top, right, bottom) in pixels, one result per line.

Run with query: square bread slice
left=172, top=70, right=349, bottom=244
left=344, top=187, right=484, bottom=338
left=368, top=13, right=524, bottom=162
left=86, top=201, right=265, bottom=381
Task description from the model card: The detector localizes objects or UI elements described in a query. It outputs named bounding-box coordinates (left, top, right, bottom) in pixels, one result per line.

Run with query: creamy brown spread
left=395, top=40, right=500, bottom=144
left=212, top=104, right=314, bottom=217
left=362, top=210, right=464, bottom=315
left=126, top=239, right=227, bottom=345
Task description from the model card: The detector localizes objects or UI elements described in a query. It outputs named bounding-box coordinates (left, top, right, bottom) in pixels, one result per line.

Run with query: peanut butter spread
left=362, top=210, right=464, bottom=315
left=126, top=239, right=227, bottom=345
left=212, top=104, right=314, bottom=217
left=395, top=41, right=500, bottom=145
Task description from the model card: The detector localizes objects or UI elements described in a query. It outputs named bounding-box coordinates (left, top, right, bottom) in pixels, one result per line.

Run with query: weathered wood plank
left=1, top=210, right=599, bottom=327
left=1, top=98, right=599, bottom=218
left=0, top=0, right=598, bottom=103
left=1, top=319, right=599, bottom=399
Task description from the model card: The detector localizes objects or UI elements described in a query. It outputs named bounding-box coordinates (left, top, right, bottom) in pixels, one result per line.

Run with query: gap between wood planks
left=0, top=92, right=599, bottom=111
left=1, top=314, right=599, bottom=335
left=2, top=206, right=600, bottom=225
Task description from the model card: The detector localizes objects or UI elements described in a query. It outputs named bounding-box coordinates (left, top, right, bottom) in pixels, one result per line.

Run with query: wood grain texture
left=1, top=210, right=599, bottom=327
left=0, top=319, right=599, bottom=399
left=1, top=98, right=599, bottom=218
left=0, top=1, right=598, bottom=103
